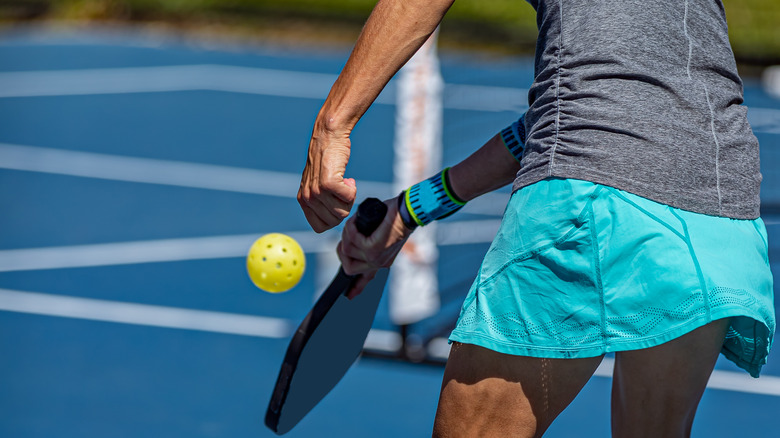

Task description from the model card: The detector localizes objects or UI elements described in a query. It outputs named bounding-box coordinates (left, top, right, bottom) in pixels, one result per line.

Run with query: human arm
left=339, top=124, right=524, bottom=297
left=297, top=0, right=456, bottom=233
left=448, top=132, right=522, bottom=204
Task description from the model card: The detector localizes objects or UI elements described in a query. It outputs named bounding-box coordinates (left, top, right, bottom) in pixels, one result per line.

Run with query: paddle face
left=265, top=198, right=389, bottom=435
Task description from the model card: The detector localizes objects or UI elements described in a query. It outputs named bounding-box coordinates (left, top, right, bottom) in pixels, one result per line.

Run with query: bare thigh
left=433, top=342, right=603, bottom=438
left=611, top=318, right=731, bottom=438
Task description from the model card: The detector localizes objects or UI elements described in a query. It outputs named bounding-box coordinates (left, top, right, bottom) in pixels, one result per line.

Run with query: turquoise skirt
left=449, top=178, right=775, bottom=377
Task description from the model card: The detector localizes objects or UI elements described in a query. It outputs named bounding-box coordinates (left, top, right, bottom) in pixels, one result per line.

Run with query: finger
left=338, top=236, right=378, bottom=275
left=341, top=204, right=397, bottom=267
left=320, top=147, right=357, bottom=205
left=362, top=198, right=398, bottom=247
left=347, top=201, right=397, bottom=264
left=337, top=240, right=360, bottom=275
left=346, top=271, right=377, bottom=300
left=320, top=180, right=356, bottom=219
left=336, top=240, right=355, bottom=266
left=298, top=187, right=331, bottom=232
left=340, top=218, right=369, bottom=260
left=301, top=203, right=341, bottom=233
left=323, top=197, right=354, bottom=222
left=300, top=177, right=354, bottom=222
left=332, top=177, right=357, bottom=202
left=299, top=190, right=350, bottom=232
left=341, top=214, right=358, bottom=244
left=301, top=206, right=332, bottom=234
left=339, top=250, right=375, bottom=275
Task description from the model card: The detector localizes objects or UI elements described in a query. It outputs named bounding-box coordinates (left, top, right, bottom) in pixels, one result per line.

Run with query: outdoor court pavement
left=0, top=27, right=779, bottom=437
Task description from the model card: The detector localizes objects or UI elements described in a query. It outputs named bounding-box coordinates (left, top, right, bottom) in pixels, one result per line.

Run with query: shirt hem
left=512, top=165, right=760, bottom=220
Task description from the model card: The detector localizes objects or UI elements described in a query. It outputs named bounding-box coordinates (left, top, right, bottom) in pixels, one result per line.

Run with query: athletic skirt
left=449, top=178, right=775, bottom=377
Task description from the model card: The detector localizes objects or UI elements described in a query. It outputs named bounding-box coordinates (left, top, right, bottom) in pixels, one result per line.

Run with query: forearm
left=299, top=0, right=454, bottom=233
left=315, top=0, right=454, bottom=135
left=399, top=116, right=525, bottom=229
left=341, top=119, right=525, bottom=284
left=448, top=132, right=521, bottom=202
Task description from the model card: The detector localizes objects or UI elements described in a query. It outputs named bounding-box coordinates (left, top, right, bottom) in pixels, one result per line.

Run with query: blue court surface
left=1, top=27, right=779, bottom=437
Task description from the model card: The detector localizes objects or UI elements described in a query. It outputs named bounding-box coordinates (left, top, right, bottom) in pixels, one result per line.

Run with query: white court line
left=0, top=232, right=334, bottom=272
left=0, top=288, right=292, bottom=338
left=364, top=329, right=403, bottom=352
left=443, top=84, right=529, bottom=113
left=0, top=143, right=394, bottom=200
left=0, top=65, right=528, bottom=112
left=0, top=219, right=501, bottom=272
left=437, top=219, right=502, bottom=246
left=749, top=107, right=780, bottom=135
left=1, top=288, right=777, bottom=396
left=0, top=143, right=508, bottom=214
left=0, top=65, right=340, bottom=100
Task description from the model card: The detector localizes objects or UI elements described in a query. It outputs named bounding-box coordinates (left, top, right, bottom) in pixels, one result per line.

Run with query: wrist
left=404, top=167, right=466, bottom=227
left=314, top=107, right=355, bottom=139
left=315, top=90, right=365, bottom=136
left=397, top=192, right=418, bottom=231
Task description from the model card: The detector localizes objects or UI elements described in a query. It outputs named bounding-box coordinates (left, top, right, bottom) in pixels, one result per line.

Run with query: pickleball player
left=297, top=0, right=775, bottom=436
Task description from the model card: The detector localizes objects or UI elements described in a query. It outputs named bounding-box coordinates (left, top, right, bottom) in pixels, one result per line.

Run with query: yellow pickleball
left=246, top=233, right=305, bottom=293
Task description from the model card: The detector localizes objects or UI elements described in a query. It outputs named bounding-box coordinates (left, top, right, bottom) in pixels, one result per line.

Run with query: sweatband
left=404, top=167, right=466, bottom=227
left=500, top=113, right=526, bottom=163
left=397, top=191, right=418, bottom=230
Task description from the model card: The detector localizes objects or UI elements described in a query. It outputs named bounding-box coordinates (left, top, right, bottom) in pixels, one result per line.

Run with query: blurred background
left=1, top=1, right=779, bottom=437
left=1, top=0, right=779, bottom=66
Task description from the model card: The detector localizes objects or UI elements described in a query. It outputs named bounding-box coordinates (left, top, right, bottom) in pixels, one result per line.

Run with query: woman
left=297, top=0, right=775, bottom=436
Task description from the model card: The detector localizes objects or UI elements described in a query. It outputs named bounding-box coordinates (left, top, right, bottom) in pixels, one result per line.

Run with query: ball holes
left=293, top=260, right=297, bottom=266
left=276, top=262, right=282, bottom=269
left=262, top=257, right=267, bottom=262
left=282, top=248, right=288, bottom=253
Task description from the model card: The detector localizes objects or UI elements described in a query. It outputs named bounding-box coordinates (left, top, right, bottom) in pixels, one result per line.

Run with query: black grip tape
left=354, top=198, right=387, bottom=237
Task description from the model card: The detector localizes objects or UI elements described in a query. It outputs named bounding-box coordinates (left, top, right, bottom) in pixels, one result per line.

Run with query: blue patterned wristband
left=404, top=167, right=466, bottom=227
left=500, top=113, right=526, bottom=163
left=397, top=191, right=418, bottom=230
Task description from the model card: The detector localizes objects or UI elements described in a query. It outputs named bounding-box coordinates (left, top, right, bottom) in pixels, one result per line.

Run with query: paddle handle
left=337, top=197, right=388, bottom=289
left=355, top=197, right=388, bottom=237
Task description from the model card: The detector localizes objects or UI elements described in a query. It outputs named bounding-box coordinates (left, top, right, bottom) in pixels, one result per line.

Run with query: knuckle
left=320, top=179, right=338, bottom=192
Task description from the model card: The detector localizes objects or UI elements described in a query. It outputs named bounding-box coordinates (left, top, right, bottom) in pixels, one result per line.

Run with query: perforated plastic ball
left=246, top=233, right=305, bottom=293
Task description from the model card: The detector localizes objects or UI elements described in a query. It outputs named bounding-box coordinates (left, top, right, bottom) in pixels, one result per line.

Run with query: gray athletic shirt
left=514, top=0, right=761, bottom=219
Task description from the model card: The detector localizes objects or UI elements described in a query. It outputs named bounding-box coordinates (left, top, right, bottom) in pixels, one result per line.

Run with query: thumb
left=335, top=177, right=358, bottom=203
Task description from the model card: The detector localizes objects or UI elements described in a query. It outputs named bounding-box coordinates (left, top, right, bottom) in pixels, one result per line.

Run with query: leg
left=433, top=342, right=603, bottom=438
left=611, top=318, right=731, bottom=438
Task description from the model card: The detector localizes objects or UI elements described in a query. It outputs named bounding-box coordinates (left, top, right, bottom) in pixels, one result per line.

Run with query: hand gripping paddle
left=265, top=198, right=389, bottom=434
